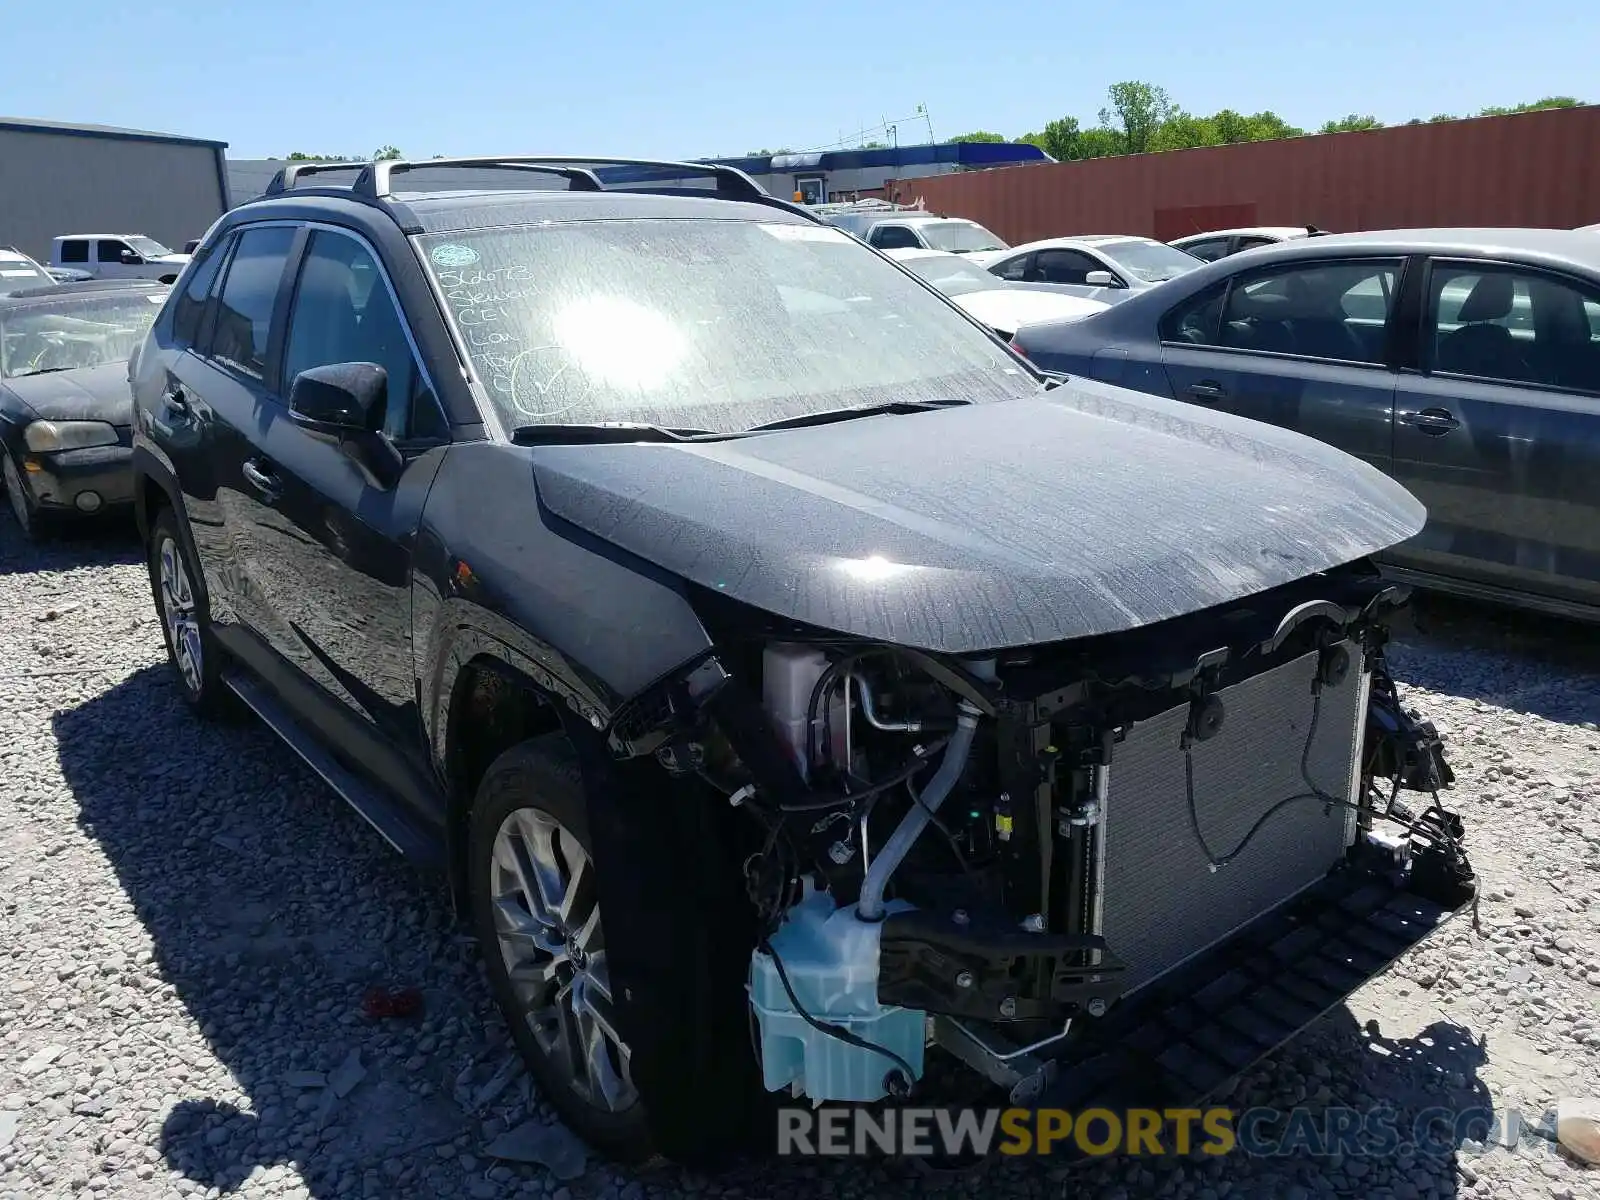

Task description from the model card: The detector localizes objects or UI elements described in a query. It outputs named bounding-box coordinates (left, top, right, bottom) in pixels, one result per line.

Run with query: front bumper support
left=1034, top=866, right=1470, bottom=1111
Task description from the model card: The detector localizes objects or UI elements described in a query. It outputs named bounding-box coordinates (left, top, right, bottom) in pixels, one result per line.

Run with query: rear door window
left=209, top=225, right=296, bottom=381
left=58, top=240, right=89, bottom=264
left=171, top=239, right=228, bottom=349
left=1426, top=262, right=1600, bottom=393
left=1216, top=259, right=1401, bottom=363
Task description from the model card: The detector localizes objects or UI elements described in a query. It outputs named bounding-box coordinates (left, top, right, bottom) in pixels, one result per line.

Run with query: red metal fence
left=884, top=106, right=1600, bottom=243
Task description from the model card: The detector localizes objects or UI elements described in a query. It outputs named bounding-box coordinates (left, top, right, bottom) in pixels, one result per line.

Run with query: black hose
left=1185, top=688, right=1365, bottom=868
left=776, top=736, right=950, bottom=812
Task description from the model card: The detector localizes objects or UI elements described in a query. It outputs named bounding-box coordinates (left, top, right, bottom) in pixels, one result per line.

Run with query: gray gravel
left=1, top=513, right=1597, bottom=1200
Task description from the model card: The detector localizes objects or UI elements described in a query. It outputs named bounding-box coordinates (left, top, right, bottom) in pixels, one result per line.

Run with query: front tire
left=469, top=736, right=656, bottom=1164
left=3, top=450, right=47, bottom=541
left=147, top=506, right=229, bottom=717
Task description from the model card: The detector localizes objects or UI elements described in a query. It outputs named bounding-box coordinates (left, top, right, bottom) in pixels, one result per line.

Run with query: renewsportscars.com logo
left=777, top=1104, right=1511, bottom=1159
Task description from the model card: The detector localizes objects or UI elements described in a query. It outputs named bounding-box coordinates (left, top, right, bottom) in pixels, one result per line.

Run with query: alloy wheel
left=158, top=535, right=204, bottom=695
left=490, top=807, right=636, bottom=1113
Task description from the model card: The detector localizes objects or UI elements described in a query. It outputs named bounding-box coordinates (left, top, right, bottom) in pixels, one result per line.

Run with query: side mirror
left=288, top=363, right=403, bottom=489
left=120, top=250, right=145, bottom=265
left=1084, top=270, right=1116, bottom=287
left=289, top=362, right=386, bottom=432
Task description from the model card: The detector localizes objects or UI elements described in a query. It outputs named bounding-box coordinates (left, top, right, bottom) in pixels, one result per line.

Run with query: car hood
left=1, top=363, right=133, bottom=424
left=528, top=382, right=1426, bottom=653
left=152, top=253, right=191, bottom=267
left=953, top=289, right=1109, bottom=334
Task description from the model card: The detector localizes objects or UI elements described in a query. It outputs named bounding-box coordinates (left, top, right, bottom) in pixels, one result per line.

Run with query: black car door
left=157, top=223, right=299, bottom=645
left=229, top=225, right=451, bottom=822
left=1158, top=256, right=1405, bottom=473
left=1388, top=257, right=1600, bottom=609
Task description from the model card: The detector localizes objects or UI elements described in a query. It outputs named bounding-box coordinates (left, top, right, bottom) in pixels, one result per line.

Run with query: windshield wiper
left=743, top=397, right=973, bottom=434
left=510, top=421, right=726, bottom=446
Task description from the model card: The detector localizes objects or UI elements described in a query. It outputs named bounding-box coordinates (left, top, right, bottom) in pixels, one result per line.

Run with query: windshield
left=0, top=291, right=164, bottom=378
left=1101, top=239, right=1203, bottom=283
left=418, top=219, right=1034, bottom=434
left=127, top=236, right=175, bottom=259
left=918, top=220, right=1008, bottom=254
left=896, top=253, right=1003, bottom=297
left=0, top=254, right=52, bottom=291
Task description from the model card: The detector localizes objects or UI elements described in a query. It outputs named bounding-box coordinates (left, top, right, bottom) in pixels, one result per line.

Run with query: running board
left=1035, top=868, right=1469, bottom=1113
left=223, top=669, right=442, bottom=868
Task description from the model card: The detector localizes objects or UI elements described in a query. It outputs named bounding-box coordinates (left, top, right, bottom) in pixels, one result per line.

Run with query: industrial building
left=896, top=105, right=1600, bottom=244
left=225, top=141, right=1052, bottom=208
left=0, top=117, right=230, bottom=261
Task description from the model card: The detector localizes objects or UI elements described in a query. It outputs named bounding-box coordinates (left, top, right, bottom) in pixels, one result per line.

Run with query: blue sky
left=5, top=0, right=1595, bottom=159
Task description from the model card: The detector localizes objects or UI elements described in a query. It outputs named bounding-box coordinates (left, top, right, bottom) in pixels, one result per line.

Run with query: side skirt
left=224, top=668, right=443, bottom=869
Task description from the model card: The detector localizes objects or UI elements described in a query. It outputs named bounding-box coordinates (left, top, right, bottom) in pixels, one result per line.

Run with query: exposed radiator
left=1097, top=642, right=1368, bottom=995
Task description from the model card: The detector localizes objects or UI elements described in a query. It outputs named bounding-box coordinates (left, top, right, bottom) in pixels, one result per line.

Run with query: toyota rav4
left=128, top=155, right=1474, bottom=1166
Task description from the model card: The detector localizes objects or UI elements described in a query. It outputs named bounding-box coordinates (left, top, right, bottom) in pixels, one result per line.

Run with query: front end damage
left=606, top=563, right=1474, bottom=1116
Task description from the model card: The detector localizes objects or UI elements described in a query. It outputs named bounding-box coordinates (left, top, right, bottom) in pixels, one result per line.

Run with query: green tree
left=1076, top=127, right=1125, bottom=158
left=1100, top=81, right=1176, bottom=154
left=1478, top=96, right=1581, bottom=116
left=373, top=145, right=403, bottom=160
left=949, top=130, right=1007, bottom=143
left=1320, top=114, right=1384, bottom=133
left=1239, top=110, right=1303, bottom=140
left=1019, top=116, right=1080, bottom=160
left=1148, top=110, right=1216, bottom=152
left=284, top=152, right=355, bottom=161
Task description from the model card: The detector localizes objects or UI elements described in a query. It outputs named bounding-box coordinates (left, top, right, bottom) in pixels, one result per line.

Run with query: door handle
left=1400, top=407, right=1461, bottom=435
left=1188, top=380, right=1225, bottom=401
left=241, top=458, right=280, bottom=498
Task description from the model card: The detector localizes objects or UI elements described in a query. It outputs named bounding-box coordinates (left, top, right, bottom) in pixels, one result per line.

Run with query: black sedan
left=1, top=281, right=169, bottom=537
left=1012, top=228, right=1600, bottom=621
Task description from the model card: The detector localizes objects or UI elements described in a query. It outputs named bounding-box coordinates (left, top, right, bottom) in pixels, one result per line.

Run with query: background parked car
left=0, top=280, right=168, bottom=537
left=976, top=235, right=1203, bottom=304
left=822, top=211, right=1009, bottom=255
left=0, top=246, right=57, bottom=293
left=1169, top=225, right=1331, bottom=262
left=883, top=247, right=1108, bottom=338
left=1011, top=227, right=1600, bottom=621
left=50, top=234, right=191, bottom=284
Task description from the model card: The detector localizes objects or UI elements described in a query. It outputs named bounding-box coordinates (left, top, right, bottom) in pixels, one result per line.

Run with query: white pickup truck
left=49, top=234, right=190, bottom=284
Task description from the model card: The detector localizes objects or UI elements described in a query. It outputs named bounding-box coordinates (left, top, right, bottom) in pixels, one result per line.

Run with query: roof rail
left=263, top=161, right=367, bottom=195
left=353, top=155, right=771, bottom=201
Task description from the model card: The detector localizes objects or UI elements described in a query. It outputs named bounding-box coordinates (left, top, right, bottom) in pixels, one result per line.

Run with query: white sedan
left=882, top=248, right=1109, bottom=340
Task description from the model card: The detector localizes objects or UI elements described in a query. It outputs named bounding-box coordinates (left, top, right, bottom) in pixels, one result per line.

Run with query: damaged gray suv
left=128, top=155, right=1475, bottom=1165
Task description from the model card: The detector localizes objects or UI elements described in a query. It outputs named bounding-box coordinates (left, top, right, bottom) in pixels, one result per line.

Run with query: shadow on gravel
left=49, top=663, right=1501, bottom=1200
left=51, top=664, right=507, bottom=1197
left=0, top=510, right=142, bottom=576
left=1393, top=593, right=1600, bottom=727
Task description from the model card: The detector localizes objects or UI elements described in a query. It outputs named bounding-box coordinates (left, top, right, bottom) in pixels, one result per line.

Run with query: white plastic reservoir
left=748, top=884, right=926, bottom=1103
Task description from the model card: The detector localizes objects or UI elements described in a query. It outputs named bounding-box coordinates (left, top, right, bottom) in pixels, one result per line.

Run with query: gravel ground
left=1, top=514, right=1597, bottom=1200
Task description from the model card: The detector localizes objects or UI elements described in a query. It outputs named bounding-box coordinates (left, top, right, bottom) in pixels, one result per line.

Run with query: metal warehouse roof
left=0, top=116, right=228, bottom=149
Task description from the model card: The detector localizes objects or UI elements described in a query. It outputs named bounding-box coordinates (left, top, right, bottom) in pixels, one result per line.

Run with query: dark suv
left=130, top=156, right=1475, bottom=1165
